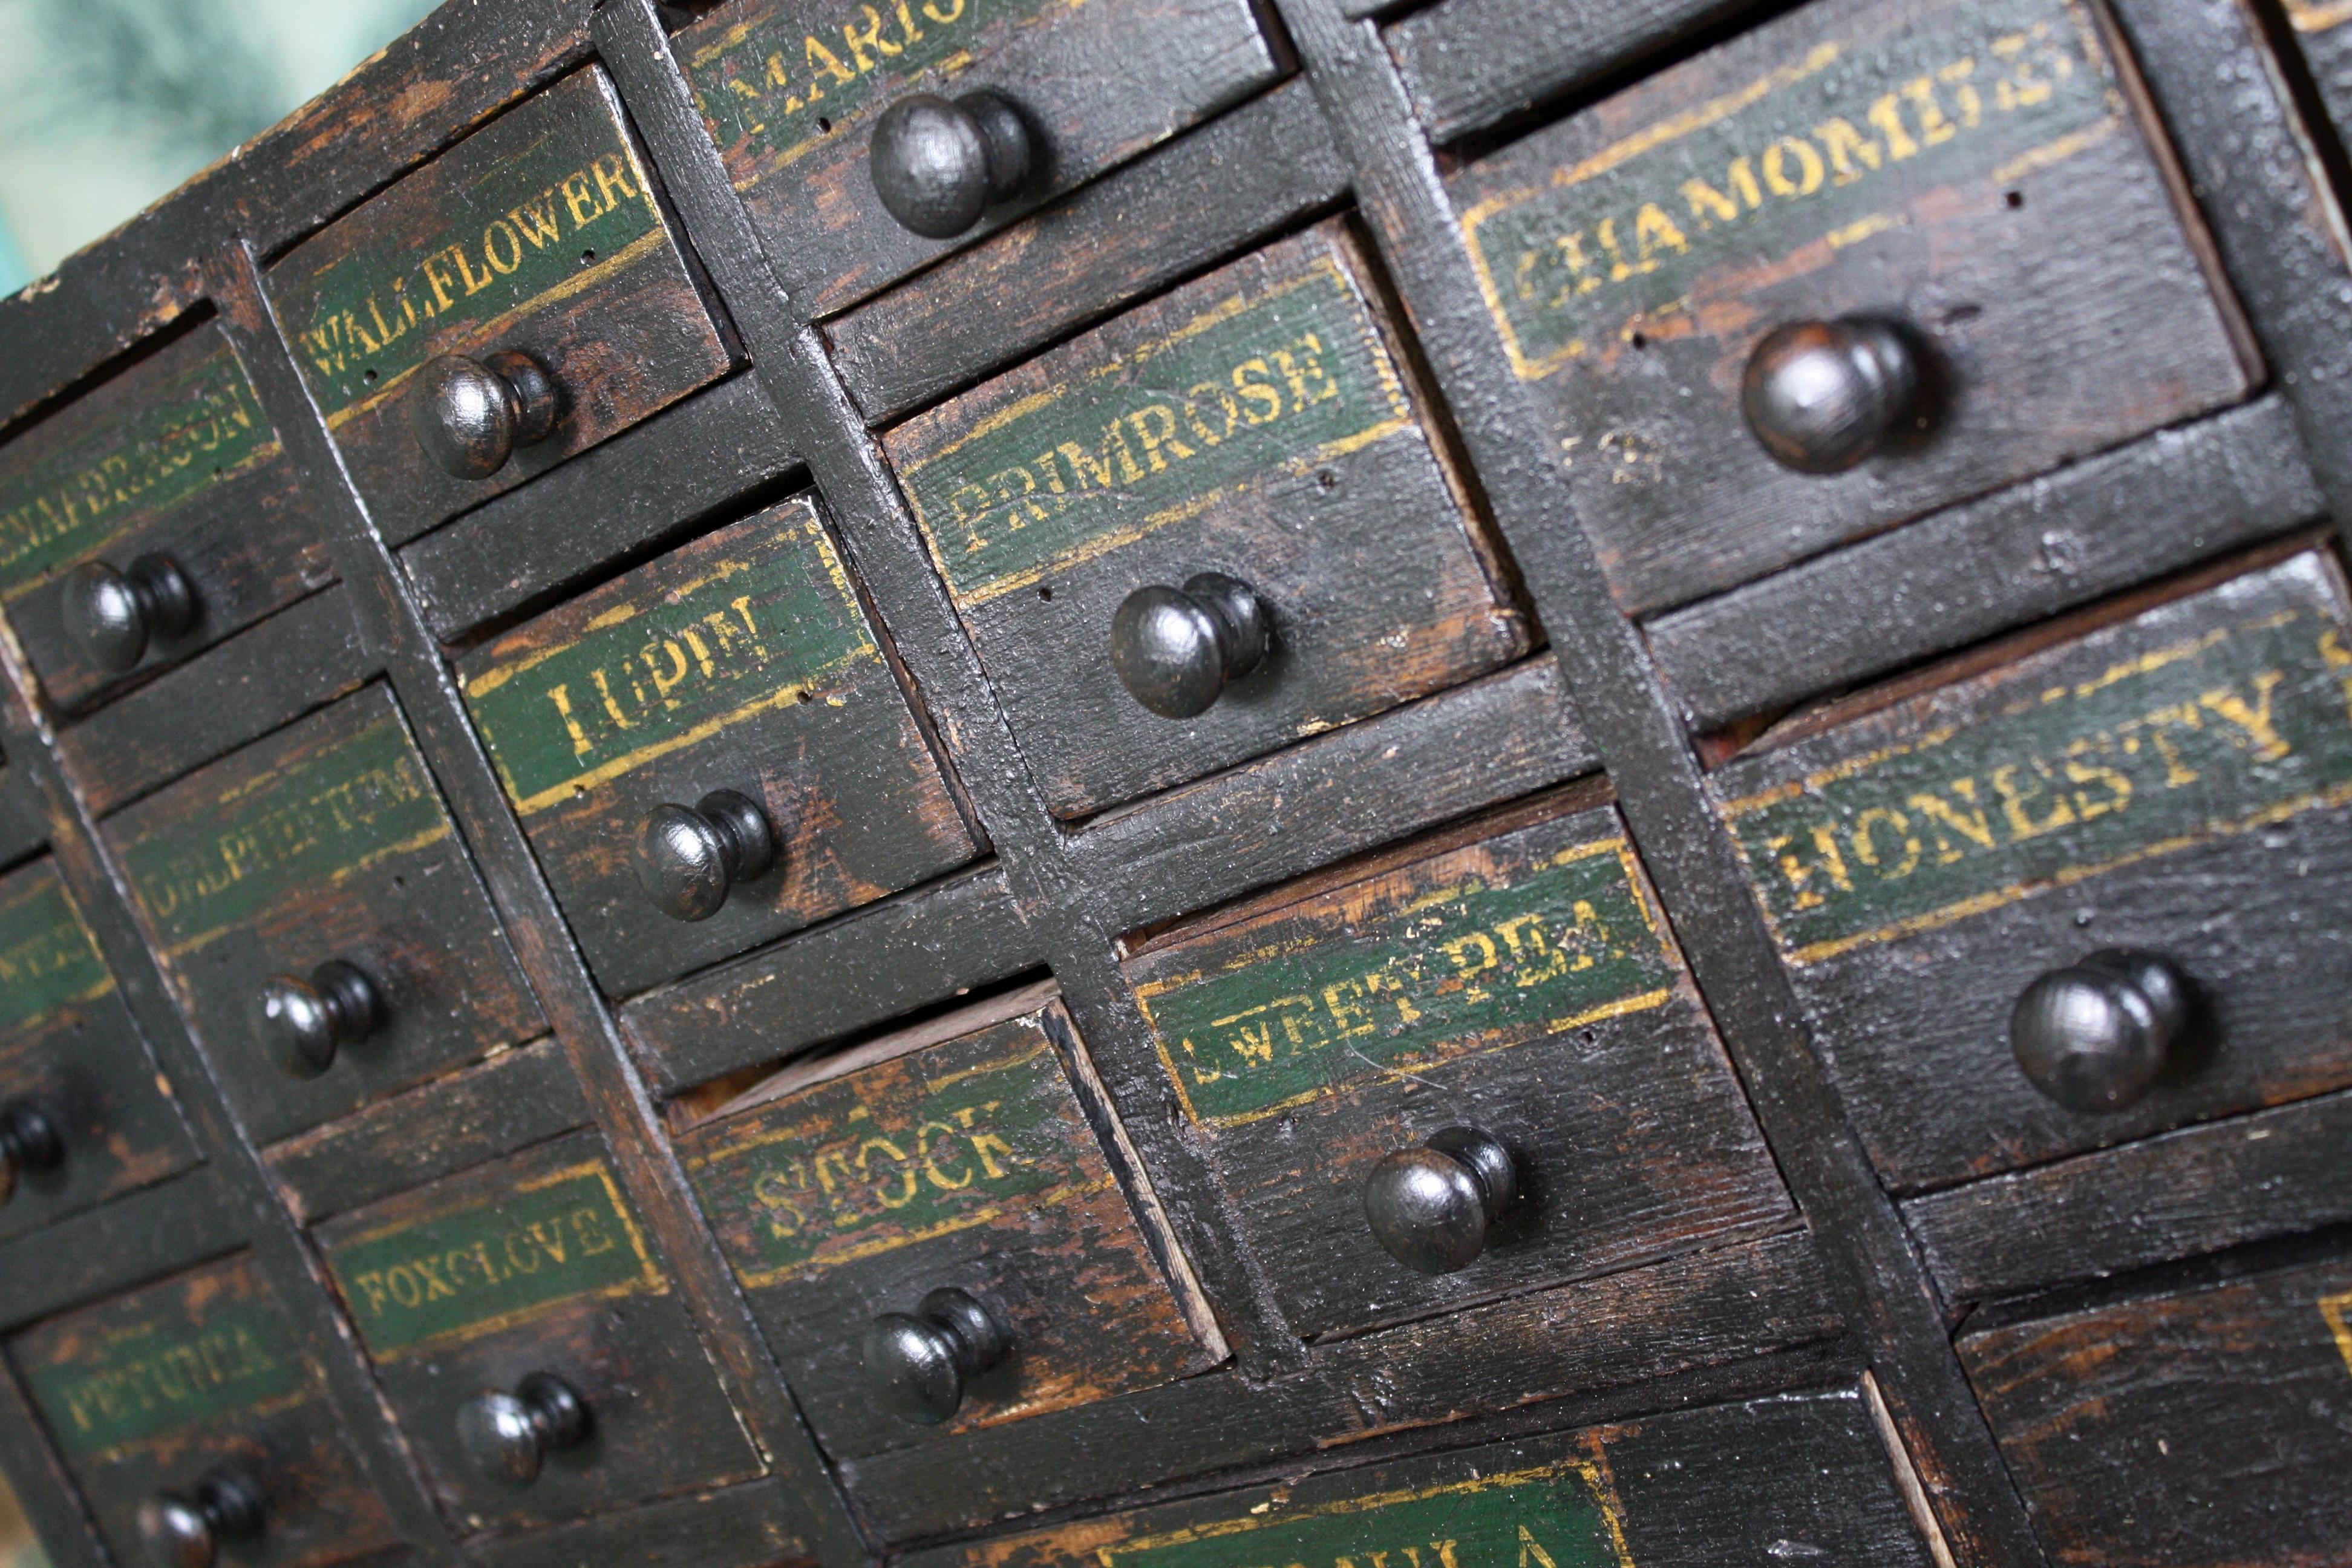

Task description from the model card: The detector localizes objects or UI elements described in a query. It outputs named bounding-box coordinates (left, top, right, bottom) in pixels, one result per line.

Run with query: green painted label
left=1100, top=1457, right=1630, bottom=1568
left=1722, top=604, right=2352, bottom=964
left=22, top=1305, right=301, bottom=1459
left=0, top=338, right=275, bottom=596
left=685, top=1021, right=1096, bottom=1287
left=279, top=75, right=666, bottom=422
left=1459, top=0, right=2115, bottom=379
left=324, top=1161, right=659, bottom=1358
left=119, top=705, right=449, bottom=950
left=895, top=249, right=1413, bottom=607
left=0, top=868, right=112, bottom=1036
left=684, top=0, right=1059, bottom=185
left=460, top=511, right=880, bottom=816
left=1133, top=832, right=1677, bottom=1128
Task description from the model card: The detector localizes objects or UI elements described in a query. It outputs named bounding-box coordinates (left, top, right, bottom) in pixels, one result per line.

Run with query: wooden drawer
left=1713, top=546, right=2352, bottom=1195
left=8, top=1253, right=402, bottom=1568
left=455, top=496, right=975, bottom=996
left=1447, top=0, right=2257, bottom=616
left=900, top=1381, right=1942, bottom=1567
left=266, top=67, right=734, bottom=547
left=103, top=686, right=544, bottom=1146
left=0, top=323, right=332, bottom=711
left=1960, top=1251, right=2352, bottom=1565
left=675, top=0, right=1284, bottom=318
left=676, top=985, right=1222, bottom=1460
left=886, top=220, right=1526, bottom=819
left=0, top=859, right=197, bottom=1245
left=313, top=1131, right=758, bottom=1534
left=1122, top=785, right=1791, bottom=1340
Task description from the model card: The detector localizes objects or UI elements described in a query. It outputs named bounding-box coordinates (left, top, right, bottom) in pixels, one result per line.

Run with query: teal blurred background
left=0, top=2, right=440, bottom=1557
left=0, top=0, right=445, bottom=293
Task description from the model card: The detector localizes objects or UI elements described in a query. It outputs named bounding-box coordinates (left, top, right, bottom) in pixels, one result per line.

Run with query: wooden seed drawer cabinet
left=1, top=0, right=2350, bottom=1564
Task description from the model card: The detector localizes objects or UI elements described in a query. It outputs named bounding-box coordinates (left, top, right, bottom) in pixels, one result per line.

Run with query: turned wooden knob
left=869, top=91, right=1034, bottom=238
left=1362, top=1126, right=1520, bottom=1275
left=2011, top=950, right=2190, bottom=1112
left=1740, top=318, right=1923, bottom=474
left=65, top=555, right=197, bottom=671
left=1109, top=572, right=1271, bottom=719
left=411, top=350, right=558, bottom=479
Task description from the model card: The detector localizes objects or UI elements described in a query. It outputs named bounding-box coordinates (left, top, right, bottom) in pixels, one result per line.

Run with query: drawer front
left=1714, top=548, right=2352, bottom=1193
left=0, top=323, right=331, bottom=710
left=8, top=1254, right=400, bottom=1568
left=0, top=860, right=196, bottom=1244
left=455, top=496, right=975, bottom=996
left=1960, top=1253, right=2352, bottom=1565
left=1123, top=790, right=1791, bottom=1339
left=887, top=220, right=1526, bottom=818
left=315, top=1132, right=757, bottom=1532
left=678, top=995, right=1219, bottom=1459
left=903, top=1383, right=1939, bottom=1568
left=1448, top=0, right=2255, bottom=616
left=677, top=0, right=1283, bottom=318
left=104, top=686, right=543, bottom=1146
left=267, top=68, right=733, bottom=547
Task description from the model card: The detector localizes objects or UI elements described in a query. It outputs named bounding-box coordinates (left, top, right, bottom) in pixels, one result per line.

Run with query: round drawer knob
left=1362, top=1126, right=1520, bottom=1275
left=633, top=789, right=778, bottom=923
left=251, top=960, right=384, bottom=1080
left=2010, top=949, right=2190, bottom=1113
left=864, top=1286, right=1007, bottom=1425
left=64, top=555, right=198, bottom=673
left=135, top=1468, right=265, bottom=1568
left=457, top=1372, right=589, bottom=1488
left=869, top=91, right=1034, bottom=239
left=1109, top=572, right=1271, bottom=720
left=410, top=350, right=558, bottom=480
left=0, top=1100, right=63, bottom=1205
left=1740, top=318, right=1922, bottom=474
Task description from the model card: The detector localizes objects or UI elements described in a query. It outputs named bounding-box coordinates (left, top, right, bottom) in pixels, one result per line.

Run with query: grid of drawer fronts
left=3, top=0, right=2352, bottom=1563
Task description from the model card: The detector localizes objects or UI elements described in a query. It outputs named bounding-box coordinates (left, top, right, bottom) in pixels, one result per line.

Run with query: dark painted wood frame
left=0, top=0, right=2347, bottom=1563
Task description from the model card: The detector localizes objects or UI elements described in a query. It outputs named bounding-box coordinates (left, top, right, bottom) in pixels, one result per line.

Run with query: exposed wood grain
left=622, top=863, right=1032, bottom=1100
left=469, top=1476, right=809, bottom=1568
left=310, top=1131, right=761, bottom=1535
left=1444, top=0, right=2257, bottom=616
left=99, top=686, right=545, bottom=1146
left=676, top=998, right=1219, bottom=1462
left=265, top=1037, right=590, bottom=1225
left=1074, top=659, right=1595, bottom=934
left=452, top=497, right=976, bottom=996
left=4, top=1253, right=404, bottom=1568
left=1650, top=396, right=2321, bottom=733
left=1712, top=549, right=2352, bottom=1195
left=829, top=80, right=1349, bottom=423
left=1907, top=1086, right=2352, bottom=1302
left=1393, top=0, right=1749, bottom=145
left=264, top=67, right=734, bottom=547
left=399, top=373, right=800, bottom=643
left=0, top=1167, right=241, bottom=1334
left=884, top=219, right=1525, bottom=817
left=1960, top=1250, right=2352, bottom=1564
left=59, top=586, right=372, bottom=818
left=0, top=321, right=337, bottom=714
left=900, top=1379, right=1934, bottom=1568
left=0, top=2, right=599, bottom=431
left=847, top=1230, right=1837, bottom=1540
left=1122, top=788, right=1790, bottom=1338
left=675, top=0, right=1285, bottom=319
left=0, top=858, right=198, bottom=1246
